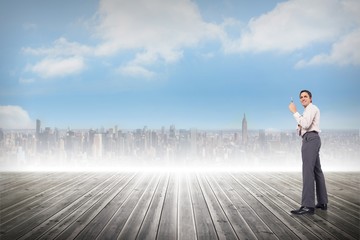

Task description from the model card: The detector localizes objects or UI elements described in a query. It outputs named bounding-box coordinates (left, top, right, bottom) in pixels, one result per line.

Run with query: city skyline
left=1, top=117, right=359, bottom=172
left=1, top=0, right=360, bottom=130
left=2, top=114, right=360, bottom=132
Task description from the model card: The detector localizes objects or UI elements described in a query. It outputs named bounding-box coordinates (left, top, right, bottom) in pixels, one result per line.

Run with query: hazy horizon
left=1, top=126, right=359, bottom=172
left=2, top=126, right=360, bottom=131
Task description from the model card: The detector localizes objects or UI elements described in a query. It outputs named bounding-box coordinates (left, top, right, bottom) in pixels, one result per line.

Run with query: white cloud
left=22, top=0, right=222, bottom=79
left=92, top=0, right=221, bottom=74
left=118, top=65, right=155, bottom=79
left=295, top=28, right=360, bottom=68
left=222, top=0, right=360, bottom=67
left=94, top=0, right=219, bottom=52
left=26, top=57, right=85, bottom=79
left=22, top=0, right=360, bottom=79
left=116, top=49, right=183, bottom=78
left=225, top=0, right=355, bottom=52
left=23, top=37, right=92, bottom=57
left=0, top=106, right=34, bottom=129
left=22, top=38, right=90, bottom=79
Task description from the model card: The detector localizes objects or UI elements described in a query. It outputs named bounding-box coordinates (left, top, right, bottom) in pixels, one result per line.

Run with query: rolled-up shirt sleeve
left=292, top=104, right=319, bottom=131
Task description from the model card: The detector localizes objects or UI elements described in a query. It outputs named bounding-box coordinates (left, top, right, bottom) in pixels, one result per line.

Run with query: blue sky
left=1, top=0, right=359, bottom=130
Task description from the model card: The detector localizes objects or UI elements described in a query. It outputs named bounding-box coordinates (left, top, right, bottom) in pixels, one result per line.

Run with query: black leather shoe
left=291, top=206, right=315, bottom=215
left=315, top=203, right=327, bottom=210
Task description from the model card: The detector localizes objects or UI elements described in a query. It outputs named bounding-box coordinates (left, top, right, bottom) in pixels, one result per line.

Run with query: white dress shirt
left=293, top=103, right=321, bottom=136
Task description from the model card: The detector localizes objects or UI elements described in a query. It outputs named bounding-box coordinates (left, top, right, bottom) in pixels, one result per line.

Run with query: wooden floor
left=0, top=172, right=359, bottom=240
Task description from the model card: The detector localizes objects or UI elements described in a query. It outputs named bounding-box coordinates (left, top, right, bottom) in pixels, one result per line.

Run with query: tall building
left=169, top=125, right=176, bottom=140
left=242, top=114, right=248, bottom=145
left=93, top=133, right=103, bottom=159
left=190, top=128, right=198, bottom=157
left=0, top=128, right=4, bottom=142
left=36, top=119, right=41, bottom=139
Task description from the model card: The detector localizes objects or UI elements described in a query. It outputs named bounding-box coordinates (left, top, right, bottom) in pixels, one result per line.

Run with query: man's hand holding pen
left=288, top=97, right=297, bottom=114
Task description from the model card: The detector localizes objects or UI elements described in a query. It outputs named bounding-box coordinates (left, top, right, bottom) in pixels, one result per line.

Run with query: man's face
left=300, top=92, right=311, bottom=107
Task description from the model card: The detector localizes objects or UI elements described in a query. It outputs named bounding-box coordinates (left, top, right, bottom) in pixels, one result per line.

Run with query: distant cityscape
left=1, top=115, right=359, bottom=171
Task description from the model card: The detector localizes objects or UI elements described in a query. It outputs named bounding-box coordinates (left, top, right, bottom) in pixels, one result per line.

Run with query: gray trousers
left=301, top=132, right=328, bottom=208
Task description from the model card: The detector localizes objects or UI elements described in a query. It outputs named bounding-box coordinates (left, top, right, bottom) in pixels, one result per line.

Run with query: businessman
left=288, top=90, right=328, bottom=215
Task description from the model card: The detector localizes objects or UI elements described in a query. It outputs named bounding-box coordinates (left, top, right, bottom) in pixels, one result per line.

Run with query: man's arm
left=292, top=106, right=316, bottom=130
left=289, top=102, right=297, bottom=114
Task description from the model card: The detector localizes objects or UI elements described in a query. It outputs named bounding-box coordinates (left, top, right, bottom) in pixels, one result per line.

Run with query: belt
left=302, top=131, right=318, bottom=138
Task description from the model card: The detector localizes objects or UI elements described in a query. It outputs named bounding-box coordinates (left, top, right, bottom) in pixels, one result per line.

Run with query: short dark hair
left=299, top=89, right=312, bottom=99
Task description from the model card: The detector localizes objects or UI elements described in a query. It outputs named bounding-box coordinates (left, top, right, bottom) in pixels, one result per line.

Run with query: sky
left=0, top=0, right=359, bottom=131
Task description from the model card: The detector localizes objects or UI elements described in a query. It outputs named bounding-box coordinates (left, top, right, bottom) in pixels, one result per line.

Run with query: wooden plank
left=280, top=172, right=360, bottom=239
left=156, top=173, right=179, bottom=240
left=95, top=173, right=154, bottom=239
left=277, top=171, right=360, bottom=212
left=278, top=172, right=360, bottom=207
left=0, top=172, right=41, bottom=190
left=93, top=174, right=153, bottom=239
left=54, top=173, right=137, bottom=240
left=0, top=172, right=62, bottom=196
left=233, top=174, right=331, bottom=239
left=0, top=173, right=96, bottom=234
left=248, top=172, right=352, bottom=239
left=234, top=174, right=326, bottom=239
left=197, top=173, right=238, bottom=240
left=1, top=173, right=109, bottom=240
left=136, top=173, right=169, bottom=240
left=248, top=172, right=358, bottom=240
left=0, top=172, right=358, bottom=240
left=327, top=172, right=360, bottom=187
left=177, top=173, right=197, bottom=240
left=117, top=174, right=161, bottom=239
left=19, top=173, right=122, bottom=240
left=0, top=172, right=72, bottom=210
left=206, top=174, right=258, bottom=239
left=243, top=173, right=325, bottom=239
left=272, top=172, right=360, bottom=225
left=214, top=173, right=282, bottom=240
left=0, top=173, right=92, bottom=222
left=188, top=173, right=218, bottom=240
left=72, top=173, right=144, bottom=239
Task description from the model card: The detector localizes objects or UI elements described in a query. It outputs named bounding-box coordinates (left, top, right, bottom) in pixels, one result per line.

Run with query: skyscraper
left=191, top=128, right=197, bottom=157
left=93, top=133, right=103, bottom=159
left=36, top=119, right=41, bottom=139
left=242, top=114, right=248, bottom=145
